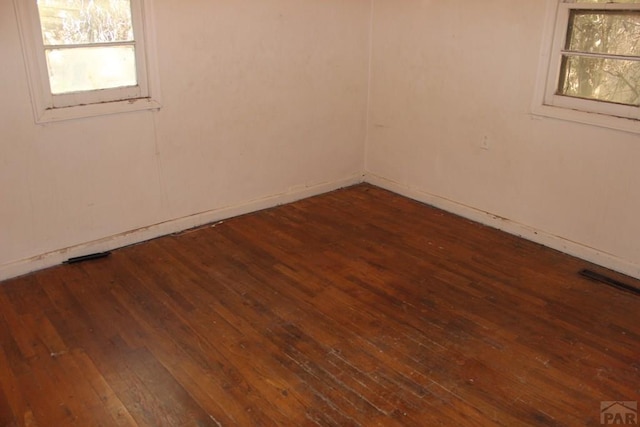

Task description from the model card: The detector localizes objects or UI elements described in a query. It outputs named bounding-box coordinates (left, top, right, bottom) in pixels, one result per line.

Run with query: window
left=535, top=0, right=640, bottom=132
left=14, top=0, right=161, bottom=123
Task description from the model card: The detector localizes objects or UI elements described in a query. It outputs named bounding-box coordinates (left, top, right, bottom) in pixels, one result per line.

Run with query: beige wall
left=366, top=0, right=640, bottom=278
left=0, top=0, right=370, bottom=279
left=3, top=0, right=640, bottom=281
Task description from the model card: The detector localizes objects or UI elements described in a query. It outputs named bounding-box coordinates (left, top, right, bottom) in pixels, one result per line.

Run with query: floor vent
left=579, top=269, right=640, bottom=296
left=64, top=251, right=111, bottom=264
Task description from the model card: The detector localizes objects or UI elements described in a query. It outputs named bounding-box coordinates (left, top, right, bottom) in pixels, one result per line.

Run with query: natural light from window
left=534, top=0, right=640, bottom=131
left=557, top=0, right=640, bottom=107
left=36, top=0, right=137, bottom=94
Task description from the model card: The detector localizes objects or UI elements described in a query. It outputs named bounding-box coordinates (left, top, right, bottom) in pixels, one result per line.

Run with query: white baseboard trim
left=365, top=173, right=640, bottom=280
left=0, top=174, right=364, bottom=282
left=5, top=172, right=638, bottom=283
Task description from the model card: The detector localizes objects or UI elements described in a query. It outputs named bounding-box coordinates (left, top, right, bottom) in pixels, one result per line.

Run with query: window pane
left=46, top=46, right=137, bottom=94
left=37, top=0, right=133, bottom=45
left=567, top=11, right=640, bottom=56
left=559, top=55, right=640, bottom=106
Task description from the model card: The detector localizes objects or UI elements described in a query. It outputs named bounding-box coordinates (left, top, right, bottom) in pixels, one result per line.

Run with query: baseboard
left=7, top=172, right=637, bottom=282
left=365, top=173, right=640, bottom=280
left=0, top=174, right=364, bottom=282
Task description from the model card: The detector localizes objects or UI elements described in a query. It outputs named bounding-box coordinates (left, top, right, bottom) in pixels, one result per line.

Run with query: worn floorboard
left=1, top=184, right=639, bottom=426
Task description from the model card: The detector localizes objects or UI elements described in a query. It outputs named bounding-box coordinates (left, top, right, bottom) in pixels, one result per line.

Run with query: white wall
left=366, top=0, right=640, bottom=278
left=0, top=0, right=370, bottom=280
left=3, top=0, right=640, bottom=282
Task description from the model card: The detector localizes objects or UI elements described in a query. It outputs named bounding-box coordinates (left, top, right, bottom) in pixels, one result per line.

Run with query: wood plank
left=0, top=183, right=639, bottom=426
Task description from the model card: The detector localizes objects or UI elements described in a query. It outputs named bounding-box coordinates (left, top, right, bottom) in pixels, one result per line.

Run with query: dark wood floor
left=1, top=184, right=639, bottom=426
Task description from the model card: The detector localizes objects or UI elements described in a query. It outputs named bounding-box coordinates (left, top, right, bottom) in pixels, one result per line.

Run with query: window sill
left=35, top=97, right=162, bottom=124
left=531, top=103, right=640, bottom=135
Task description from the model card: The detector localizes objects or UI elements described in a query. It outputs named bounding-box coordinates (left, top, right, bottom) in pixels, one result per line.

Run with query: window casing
left=534, top=0, right=640, bottom=132
left=14, top=0, right=161, bottom=123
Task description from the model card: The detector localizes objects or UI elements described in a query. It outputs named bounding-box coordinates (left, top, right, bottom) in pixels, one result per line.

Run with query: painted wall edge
left=0, top=174, right=364, bottom=282
left=365, top=173, right=640, bottom=281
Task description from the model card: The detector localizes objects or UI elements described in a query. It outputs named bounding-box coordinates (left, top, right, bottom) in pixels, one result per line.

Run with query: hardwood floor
left=0, top=184, right=638, bottom=426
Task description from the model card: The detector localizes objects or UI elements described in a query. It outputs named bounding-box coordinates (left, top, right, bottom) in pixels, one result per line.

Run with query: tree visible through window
left=14, top=0, right=160, bottom=122
left=37, top=0, right=138, bottom=95
left=537, top=0, right=640, bottom=128
left=559, top=4, right=640, bottom=106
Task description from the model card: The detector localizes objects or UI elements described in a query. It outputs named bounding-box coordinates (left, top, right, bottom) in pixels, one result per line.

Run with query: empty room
left=1, top=0, right=639, bottom=425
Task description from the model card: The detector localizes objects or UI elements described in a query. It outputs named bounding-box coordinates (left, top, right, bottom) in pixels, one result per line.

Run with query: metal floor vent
left=579, top=269, right=640, bottom=296
left=64, top=251, right=111, bottom=264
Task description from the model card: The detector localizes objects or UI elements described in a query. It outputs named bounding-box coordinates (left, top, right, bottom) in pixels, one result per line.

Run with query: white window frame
left=533, top=0, right=640, bottom=133
left=14, top=0, right=161, bottom=123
